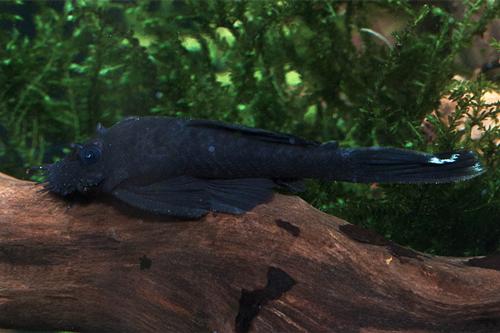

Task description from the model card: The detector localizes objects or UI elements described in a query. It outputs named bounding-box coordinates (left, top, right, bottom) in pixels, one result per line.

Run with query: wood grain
left=0, top=173, right=499, bottom=333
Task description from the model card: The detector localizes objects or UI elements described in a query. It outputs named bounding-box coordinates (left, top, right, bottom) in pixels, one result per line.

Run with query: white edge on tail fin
left=428, top=153, right=460, bottom=164
left=472, top=162, right=484, bottom=173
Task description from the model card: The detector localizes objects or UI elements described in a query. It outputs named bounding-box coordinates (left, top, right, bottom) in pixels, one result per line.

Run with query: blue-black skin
left=43, top=116, right=483, bottom=219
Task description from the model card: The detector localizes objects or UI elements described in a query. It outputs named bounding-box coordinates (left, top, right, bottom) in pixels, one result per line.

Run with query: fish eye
left=79, top=145, right=101, bottom=165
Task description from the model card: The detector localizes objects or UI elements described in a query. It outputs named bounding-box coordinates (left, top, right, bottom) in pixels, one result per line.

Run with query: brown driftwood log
left=0, top=172, right=499, bottom=333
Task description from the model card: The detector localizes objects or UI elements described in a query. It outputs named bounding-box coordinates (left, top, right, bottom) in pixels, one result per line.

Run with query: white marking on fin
left=472, top=162, right=483, bottom=173
left=428, top=153, right=460, bottom=164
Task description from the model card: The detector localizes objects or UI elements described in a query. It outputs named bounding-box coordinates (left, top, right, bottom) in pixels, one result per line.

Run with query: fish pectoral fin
left=187, top=119, right=319, bottom=146
left=112, top=177, right=209, bottom=219
left=112, top=176, right=275, bottom=218
left=206, top=178, right=275, bottom=214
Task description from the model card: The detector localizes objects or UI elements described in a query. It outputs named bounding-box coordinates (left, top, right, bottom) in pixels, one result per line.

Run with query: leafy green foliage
left=0, top=0, right=498, bottom=256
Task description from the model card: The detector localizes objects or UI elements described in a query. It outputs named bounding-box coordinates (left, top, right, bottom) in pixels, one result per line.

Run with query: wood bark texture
left=0, top=172, right=499, bottom=333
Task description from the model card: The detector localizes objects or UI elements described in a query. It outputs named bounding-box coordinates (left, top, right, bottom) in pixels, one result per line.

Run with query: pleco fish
left=39, top=116, right=484, bottom=219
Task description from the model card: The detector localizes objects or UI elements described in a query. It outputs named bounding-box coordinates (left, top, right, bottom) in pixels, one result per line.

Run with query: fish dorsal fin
left=187, top=119, right=319, bottom=147
left=112, top=176, right=275, bottom=219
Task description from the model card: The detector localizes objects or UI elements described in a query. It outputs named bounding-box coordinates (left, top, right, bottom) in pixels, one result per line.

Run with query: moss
left=0, top=0, right=498, bottom=256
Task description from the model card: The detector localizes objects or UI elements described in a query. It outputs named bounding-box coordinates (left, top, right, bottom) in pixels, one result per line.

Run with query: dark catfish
left=40, top=116, right=484, bottom=218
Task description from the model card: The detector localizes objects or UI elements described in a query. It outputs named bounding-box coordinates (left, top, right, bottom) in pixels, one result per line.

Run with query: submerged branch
left=0, top=172, right=499, bottom=333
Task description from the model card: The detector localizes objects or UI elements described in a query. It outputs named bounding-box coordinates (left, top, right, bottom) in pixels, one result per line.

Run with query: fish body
left=43, top=116, right=484, bottom=218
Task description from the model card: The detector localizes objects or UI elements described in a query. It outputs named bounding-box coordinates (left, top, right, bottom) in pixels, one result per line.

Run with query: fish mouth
left=45, top=162, right=79, bottom=196
left=38, top=161, right=102, bottom=196
left=31, top=160, right=104, bottom=196
left=31, top=160, right=81, bottom=196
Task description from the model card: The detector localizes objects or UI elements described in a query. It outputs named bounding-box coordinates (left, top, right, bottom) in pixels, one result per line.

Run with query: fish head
left=42, top=124, right=108, bottom=196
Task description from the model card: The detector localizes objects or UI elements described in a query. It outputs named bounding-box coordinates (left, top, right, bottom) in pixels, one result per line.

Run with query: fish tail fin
left=335, top=147, right=484, bottom=184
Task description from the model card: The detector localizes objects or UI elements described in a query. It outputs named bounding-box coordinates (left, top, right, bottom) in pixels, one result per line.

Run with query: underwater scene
left=0, top=1, right=499, bottom=332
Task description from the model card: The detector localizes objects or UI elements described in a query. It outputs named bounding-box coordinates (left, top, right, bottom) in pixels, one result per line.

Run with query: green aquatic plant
left=0, top=0, right=498, bottom=256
